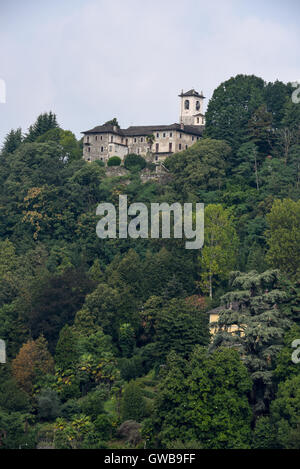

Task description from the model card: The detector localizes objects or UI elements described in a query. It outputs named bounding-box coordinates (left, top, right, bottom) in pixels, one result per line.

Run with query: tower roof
left=179, top=89, right=205, bottom=99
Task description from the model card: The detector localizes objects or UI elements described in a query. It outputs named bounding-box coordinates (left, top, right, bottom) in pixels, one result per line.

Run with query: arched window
left=184, top=99, right=190, bottom=110
left=196, top=101, right=200, bottom=111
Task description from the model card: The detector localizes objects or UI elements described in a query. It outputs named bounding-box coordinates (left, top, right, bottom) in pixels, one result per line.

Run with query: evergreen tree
left=1, top=128, right=23, bottom=155
left=211, top=270, right=291, bottom=416
left=121, top=381, right=146, bottom=422
left=55, top=325, right=79, bottom=370
left=25, top=112, right=58, bottom=142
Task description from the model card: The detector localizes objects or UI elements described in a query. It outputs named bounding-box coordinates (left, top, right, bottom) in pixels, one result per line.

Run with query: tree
left=212, top=270, right=291, bottom=416
left=119, top=323, right=135, bottom=357
left=25, top=268, right=93, bottom=352
left=205, top=74, right=265, bottom=150
left=37, top=388, right=61, bottom=421
left=1, top=128, right=23, bottom=155
left=265, top=198, right=300, bottom=278
left=104, top=118, right=120, bottom=128
left=55, top=325, right=79, bottom=370
left=36, top=128, right=81, bottom=161
left=154, top=297, right=209, bottom=361
left=248, top=104, right=274, bottom=154
left=121, top=381, right=146, bottom=422
left=151, top=347, right=252, bottom=449
left=273, top=324, right=300, bottom=382
left=199, top=204, right=238, bottom=298
left=270, top=375, right=300, bottom=448
left=124, top=154, right=146, bottom=171
left=12, top=336, right=54, bottom=395
left=165, top=138, right=231, bottom=197
left=25, top=112, right=58, bottom=142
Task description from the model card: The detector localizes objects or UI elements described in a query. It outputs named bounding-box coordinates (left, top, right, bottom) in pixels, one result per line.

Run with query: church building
left=82, top=89, right=205, bottom=164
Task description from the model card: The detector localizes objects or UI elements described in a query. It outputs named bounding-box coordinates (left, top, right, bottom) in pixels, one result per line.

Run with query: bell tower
left=179, top=89, right=205, bottom=126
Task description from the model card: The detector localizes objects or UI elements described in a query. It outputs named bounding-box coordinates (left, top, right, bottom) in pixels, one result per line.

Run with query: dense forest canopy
left=0, top=74, right=300, bottom=449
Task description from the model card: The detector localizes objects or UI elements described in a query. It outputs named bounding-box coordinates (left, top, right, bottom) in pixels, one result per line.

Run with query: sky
left=0, top=0, right=299, bottom=144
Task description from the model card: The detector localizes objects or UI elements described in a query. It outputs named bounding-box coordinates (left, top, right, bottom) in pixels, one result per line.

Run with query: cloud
left=0, top=0, right=299, bottom=145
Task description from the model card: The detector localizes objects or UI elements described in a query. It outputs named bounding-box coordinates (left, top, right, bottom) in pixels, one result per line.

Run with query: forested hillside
left=0, top=75, right=299, bottom=449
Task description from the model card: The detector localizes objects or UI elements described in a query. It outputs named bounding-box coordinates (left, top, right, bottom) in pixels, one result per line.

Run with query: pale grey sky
left=0, top=0, right=299, bottom=144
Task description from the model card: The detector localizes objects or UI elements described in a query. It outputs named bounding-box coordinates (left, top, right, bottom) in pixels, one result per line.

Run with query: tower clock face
left=196, top=100, right=200, bottom=111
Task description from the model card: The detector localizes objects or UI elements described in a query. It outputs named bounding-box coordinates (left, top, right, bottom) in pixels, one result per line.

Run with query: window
left=156, top=143, right=159, bottom=153
left=140, top=137, right=144, bottom=142
left=109, top=145, right=113, bottom=152
left=185, top=145, right=188, bottom=149
left=169, top=142, right=172, bottom=152
left=100, top=135, right=103, bottom=140
left=179, top=144, right=182, bottom=150
left=87, top=136, right=89, bottom=142
left=196, top=100, right=200, bottom=111
left=184, top=99, right=190, bottom=110
left=180, top=133, right=182, bottom=139
left=95, top=136, right=98, bottom=141
left=197, top=117, right=200, bottom=124
left=156, top=133, right=159, bottom=138
left=134, top=138, right=137, bottom=143
left=111, top=136, right=113, bottom=143
left=101, top=146, right=104, bottom=152
left=170, top=132, right=172, bottom=137
left=192, top=136, right=194, bottom=141
left=88, top=147, right=90, bottom=152
left=163, top=133, right=166, bottom=138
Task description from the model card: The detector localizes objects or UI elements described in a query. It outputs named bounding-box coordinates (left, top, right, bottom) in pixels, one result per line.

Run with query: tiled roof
left=179, top=89, right=205, bottom=98
left=82, top=123, right=205, bottom=137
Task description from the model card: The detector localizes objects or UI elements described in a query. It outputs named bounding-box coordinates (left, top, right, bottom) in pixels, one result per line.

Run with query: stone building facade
left=82, top=89, right=205, bottom=164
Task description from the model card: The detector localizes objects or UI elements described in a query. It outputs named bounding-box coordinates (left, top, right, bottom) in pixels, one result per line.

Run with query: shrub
left=124, top=153, right=146, bottom=171
left=94, top=414, right=113, bottom=440
left=37, top=388, right=61, bottom=421
left=107, top=156, right=121, bottom=166
left=95, top=159, right=105, bottom=167
left=79, top=390, right=105, bottom=420
left=118, top=420, right=142, bottom=447
left=119, top=355, right=144, bottom=381
left=121, top=381, right=146, bottom=422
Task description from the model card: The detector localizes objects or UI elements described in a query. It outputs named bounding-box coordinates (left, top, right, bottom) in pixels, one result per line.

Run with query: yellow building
left=208, top=303, right=245, bottom=338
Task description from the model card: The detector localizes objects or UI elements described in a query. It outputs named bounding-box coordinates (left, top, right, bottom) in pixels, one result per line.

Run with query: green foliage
left=78, top=390, right=105, bottom=420
left=119, top=323, right=135, bottom=358
left=265, top=198, right=300, bottom=278
left=270, top=375, right=300, bottom=448
left=121, top=381, right=147, bottom=422
left=199, top=204, right=239, bottom=298
left=0, top=78, right=299, bottom=448
left=1, top=128, right=23, bottom=155
left=55, top=325, right=79, bottom=369
left=213, top=270, right=291, bottom=415
left=124, top=153, right=146, bottom=171
left=154, top=298, right=209, bottom=361
left=94, top=413, right=113, bottom=440
left=37, top=388, right=61, bottom=421
left=165, top=138, right=231, bottom=198
left=151, top=347, right=252, bottom=449
left=107, top=156, right=122, bottom=166
left=25, top=112, right=58, bottom=142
